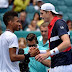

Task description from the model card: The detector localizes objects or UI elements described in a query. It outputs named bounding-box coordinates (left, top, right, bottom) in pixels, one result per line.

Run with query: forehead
left=40, top=26, right=48, bottom=30
left=20, top=12, right=26, bottom=16
left=27, top=40, right=36, bottom=45
left=13, top=16, right=19, bottom=21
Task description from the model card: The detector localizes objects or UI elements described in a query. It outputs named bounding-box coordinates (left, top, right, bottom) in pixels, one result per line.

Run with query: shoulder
left=55, top=19, right=67, bottom=26
left=37, top=35, right=42, bottom=41
left=4, top=31, right=17, bottom=40
left=54, top=19, right=68, bottom=30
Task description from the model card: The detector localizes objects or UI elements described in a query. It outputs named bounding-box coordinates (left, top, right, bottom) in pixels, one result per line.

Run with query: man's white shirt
left=0, top=31, right=20, bottom=72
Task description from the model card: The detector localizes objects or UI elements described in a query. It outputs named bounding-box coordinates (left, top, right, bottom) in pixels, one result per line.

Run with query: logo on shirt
left=60, top=26, right=64, bottom=29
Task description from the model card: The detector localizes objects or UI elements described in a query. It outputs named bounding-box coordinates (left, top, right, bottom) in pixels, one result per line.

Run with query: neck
left=49, top=15, right=55, bottom=23
left=43, top=38, right=48, bottom=44
left=6, top=26, right=14, bottom=33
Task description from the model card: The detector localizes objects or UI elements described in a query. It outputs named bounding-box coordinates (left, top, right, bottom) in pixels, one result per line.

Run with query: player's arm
left=9, top=48, right=25, bottom=62
left=57, top=34, right=71, bottom=52
left=9, top=47, right=40, bottom=62
left=41, top=59, right=51, bottom=67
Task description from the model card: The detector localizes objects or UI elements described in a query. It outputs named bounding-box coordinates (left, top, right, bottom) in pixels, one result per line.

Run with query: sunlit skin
left=40, top=10, right=55, bottom=23
left=6, top=16, right=21, bottom=32
left=40, top=10, right=49, bottom=22
left=12, top=17, right=21, bottom=31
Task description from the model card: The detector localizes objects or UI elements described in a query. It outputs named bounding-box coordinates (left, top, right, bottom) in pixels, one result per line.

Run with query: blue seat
left=0, top=13, right=4, bottom=21
left=57, top=6, right=68, bottom=13
left=27, top=13, right=34, bottom=22
left=7, top=5, right=13, bottom=11
left=43, top=0, right=49, bottom=3
left=70, top=31, right=72, bottom=45
left=67, top=7, right=72, bottom=13
left=14, top=31, right=41, bottom=39
left=64, top=0, right=72, bottom=6
left=1, top=21, right=6, bottom=31
left=63, top=14, right=69, bottom=21
left=68, top=13, right=72, bottom=20
left=26, top=6, right=36, bottom=13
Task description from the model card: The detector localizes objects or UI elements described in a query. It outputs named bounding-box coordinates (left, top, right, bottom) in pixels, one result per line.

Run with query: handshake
left=18, top=47, right=40, bottom=58
left=28, top=47, right=40, bottom=57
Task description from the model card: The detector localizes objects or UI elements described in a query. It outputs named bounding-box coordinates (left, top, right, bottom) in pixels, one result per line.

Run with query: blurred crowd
left=0, top=0, right=72, bottom=32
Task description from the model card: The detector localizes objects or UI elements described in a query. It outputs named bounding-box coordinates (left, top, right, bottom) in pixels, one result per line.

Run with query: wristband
left=24, top=53, right=31, bottom=59
left=50, top=47, right=59, bottom=56
left=40, top=50, right=47, bottom=54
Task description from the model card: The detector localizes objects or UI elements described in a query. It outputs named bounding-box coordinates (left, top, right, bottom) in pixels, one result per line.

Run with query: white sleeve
left=8, top=35, right=19, bottom=49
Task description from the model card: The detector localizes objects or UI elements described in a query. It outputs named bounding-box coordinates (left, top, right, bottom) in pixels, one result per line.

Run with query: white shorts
left=49, top=64, right=72, bottom=72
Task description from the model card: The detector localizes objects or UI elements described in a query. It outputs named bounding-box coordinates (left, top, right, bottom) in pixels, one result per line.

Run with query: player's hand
left=35, top=52, right=51, bottom=62
left=29, top=47, right=40, bottom=57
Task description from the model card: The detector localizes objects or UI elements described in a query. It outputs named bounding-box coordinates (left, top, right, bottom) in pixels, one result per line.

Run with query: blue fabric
left=24, top=46, right=50, bottom=72
left=56, top=19, right=68, bottom=37
left=50, top=19, right=71, bottom=68
left=37, top=36, right=49, bottom=48
left=37, top=35, right=51, bottom=71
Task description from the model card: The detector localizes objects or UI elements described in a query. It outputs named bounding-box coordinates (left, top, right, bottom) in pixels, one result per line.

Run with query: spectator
left=34, top=0, right=43, bottom=11
left=0, top=0, right=12, bottom=13
left=37, top=22, right=50, bottom=72
left=32, top=0, right=37, bottom=6
left=12, top=0, right=30, bottom=12
left=66, top=20, right=72, bottom=31
left=33, top=12, right=44, bottom=27
left=37, top=22, right=49, bottom=48
left=24, top=33, right=51, bottom=72
left=18, top=37, right=26, bottom=49
left=26, top=20, right=40, bottom=31
left=19, top=11, right=29, bottom=30
left=33, top=12, right=41, bottom=21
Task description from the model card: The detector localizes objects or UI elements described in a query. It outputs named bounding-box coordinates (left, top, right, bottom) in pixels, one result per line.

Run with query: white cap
left=41, top=3, right=59, bottom=14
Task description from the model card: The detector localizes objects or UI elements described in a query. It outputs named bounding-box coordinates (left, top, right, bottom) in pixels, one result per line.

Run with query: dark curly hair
left=26, top=33, right=38, bottom=44
left=3, top=11, right=18, bottom=26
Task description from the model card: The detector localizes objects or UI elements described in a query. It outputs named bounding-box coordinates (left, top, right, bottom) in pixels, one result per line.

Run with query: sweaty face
left=40, top=10, right=49, bottom=22
left=13, top=17, right=21, bottom=31
left=40, top=26, right=48, bottom=38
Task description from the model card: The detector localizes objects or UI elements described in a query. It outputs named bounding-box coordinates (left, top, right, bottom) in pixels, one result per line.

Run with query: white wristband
left=50, top=47, right=59, bottom=56
left=40, top=50, right=47, bottom=54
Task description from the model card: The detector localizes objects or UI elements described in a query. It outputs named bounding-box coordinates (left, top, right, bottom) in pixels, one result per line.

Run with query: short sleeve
left=56, top=19, right=68, bottom=37
left=8, top=35, right=18, bottom=49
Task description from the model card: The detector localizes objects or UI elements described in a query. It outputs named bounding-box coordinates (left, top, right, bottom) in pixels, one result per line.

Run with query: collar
left=6, top=29, right=13, bottom=33
left=48, top=16, right=58, bottom=29
left=39, top=36, right=49, bottom=44
left=39, top=36, right=43, bottom=41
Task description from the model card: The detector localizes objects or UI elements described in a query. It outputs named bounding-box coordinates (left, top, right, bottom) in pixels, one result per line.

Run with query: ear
left=8, top=20, right=12, bottom=25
